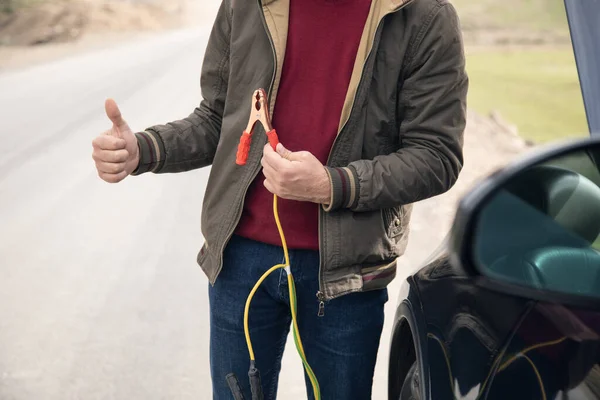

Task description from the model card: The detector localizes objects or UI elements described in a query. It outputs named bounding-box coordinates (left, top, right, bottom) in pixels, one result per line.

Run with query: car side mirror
left=449, top=138, right=600, bottom=307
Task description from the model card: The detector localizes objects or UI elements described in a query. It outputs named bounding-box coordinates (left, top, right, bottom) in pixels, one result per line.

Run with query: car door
left=483, top=2, right=600, bottom=399
left=564, top=0, right=600, bottom=135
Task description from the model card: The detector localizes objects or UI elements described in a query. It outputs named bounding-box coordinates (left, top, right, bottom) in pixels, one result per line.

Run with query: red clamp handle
left=266, top=129, right=279, bottom=151
left=236, top=129, right=280, bottom=166
left=236, top=131, right=252, bottom=166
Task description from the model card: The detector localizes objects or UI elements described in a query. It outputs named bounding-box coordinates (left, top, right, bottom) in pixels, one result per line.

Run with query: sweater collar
left=261, top=0, right=412, bottom=11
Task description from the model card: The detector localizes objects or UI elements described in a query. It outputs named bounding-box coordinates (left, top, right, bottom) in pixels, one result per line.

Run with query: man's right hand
left=92, top=99, right=140, bottom=183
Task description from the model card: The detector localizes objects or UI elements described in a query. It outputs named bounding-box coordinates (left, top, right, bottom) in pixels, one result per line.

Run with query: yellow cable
left=288, top=273, right=307, bottom=359
left=242, top=194, right=321, bottom=399
left=427, top=333, right=455, bottom=394
left=427, top=333, right=564, bottom=400
left=498, top=336, right=567, bottom=372
left=274, top=194, right=319, bottom=398
left=273, top=195, right=290, bottom=267
left=243, top=263, right=287, bottom=361
left=521, top=354, right=547, bottom=400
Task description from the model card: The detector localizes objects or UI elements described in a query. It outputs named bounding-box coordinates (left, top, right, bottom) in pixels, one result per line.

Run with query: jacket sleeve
left=132, top=1, right=231, bottom=175
left=323, top=3, right=468, bottom=212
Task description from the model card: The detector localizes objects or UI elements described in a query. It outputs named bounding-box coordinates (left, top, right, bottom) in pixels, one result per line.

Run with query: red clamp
left=236, top=88, right=280, bottom=166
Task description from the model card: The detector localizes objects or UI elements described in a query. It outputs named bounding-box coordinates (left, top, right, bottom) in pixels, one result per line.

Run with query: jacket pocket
left=382, top=206, right=403, bottom=238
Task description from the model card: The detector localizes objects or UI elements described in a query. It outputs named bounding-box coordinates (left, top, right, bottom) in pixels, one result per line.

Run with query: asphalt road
left=0, top=26, right=218, bottom=399
left=0, top=16, right=525, bottom=399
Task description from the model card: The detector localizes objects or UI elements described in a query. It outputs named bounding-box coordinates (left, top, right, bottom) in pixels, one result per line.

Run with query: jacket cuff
left=322, top=166, right=360, bottom=212
left=130, top=130, right=166, bottom=175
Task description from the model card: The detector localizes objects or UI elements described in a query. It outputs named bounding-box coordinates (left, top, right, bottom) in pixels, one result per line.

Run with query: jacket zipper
left=316, top=2, right=412, bottom=312
left=215, top=0, right=278, bottom=279
left=316, top=291, right=325, bottom=317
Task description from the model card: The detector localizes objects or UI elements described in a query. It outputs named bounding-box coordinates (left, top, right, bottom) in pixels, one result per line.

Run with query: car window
left=473, top=148, right=600, bottom=297
left=542, top=151, right=600, bottom=187
left=475, top=188, right=600, bottom=296
left=543, top=152, right=600, bottom=249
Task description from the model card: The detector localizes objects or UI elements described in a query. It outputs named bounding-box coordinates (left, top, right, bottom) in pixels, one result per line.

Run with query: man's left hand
left=261, top=143, right=331, bottom=204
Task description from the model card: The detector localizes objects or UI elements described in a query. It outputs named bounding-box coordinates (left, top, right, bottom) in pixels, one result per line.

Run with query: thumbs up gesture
left=92, top=99, right=140, bottom=183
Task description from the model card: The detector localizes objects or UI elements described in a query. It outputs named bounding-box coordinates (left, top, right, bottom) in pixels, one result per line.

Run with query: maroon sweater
left=235, top=0, right=372, bottom=250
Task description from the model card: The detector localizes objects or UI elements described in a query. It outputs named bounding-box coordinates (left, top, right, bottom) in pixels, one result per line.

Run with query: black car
left=388, top=1, right=600, bottom=399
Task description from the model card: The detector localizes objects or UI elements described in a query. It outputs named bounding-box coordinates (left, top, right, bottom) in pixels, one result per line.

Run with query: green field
left=452, top=0, right=589, bottom=143
left=1, top=0, right=46, bottom=14
left=465, top=48, right=589, bottom=143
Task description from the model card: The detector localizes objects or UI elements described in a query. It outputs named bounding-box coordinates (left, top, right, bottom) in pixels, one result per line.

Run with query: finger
left=261, top=160, right=278, bottom=183
left=99, top=170, right=128, bottom=184
left=96, top=161, right=127, bottom=174
left=260, top=154, right=277, bottom=175
left=277, top=143, right=307, bottom=162
left=93, top=135, right=127, bottom=151
left=263, top=143, right=289, bottom=171
left=276, top=143, right=293, bottom=160
left=104, top=98, right=128, bottom=133
left=263, top=152, right=292, bottom=183
left=92, top=148, right=129, bottom=163
left=111, top=125, right=123, bottom=139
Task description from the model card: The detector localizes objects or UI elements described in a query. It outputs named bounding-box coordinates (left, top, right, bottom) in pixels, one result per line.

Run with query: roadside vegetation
left=1, top=0, right=47, bottom=14
left=466, top=49, right=587, bottom=143
left=454, top=0, right=589, bottom=143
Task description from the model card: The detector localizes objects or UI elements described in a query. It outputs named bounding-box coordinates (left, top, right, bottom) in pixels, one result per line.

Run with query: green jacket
left=132, top=0, right=468, bottom=302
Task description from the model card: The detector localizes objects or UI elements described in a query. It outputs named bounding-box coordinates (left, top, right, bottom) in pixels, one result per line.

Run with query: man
left=92, top=0, right=468, bottom=398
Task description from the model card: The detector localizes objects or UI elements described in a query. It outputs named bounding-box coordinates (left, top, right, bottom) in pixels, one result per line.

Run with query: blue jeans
left=209, top=235, right=388, bottom=400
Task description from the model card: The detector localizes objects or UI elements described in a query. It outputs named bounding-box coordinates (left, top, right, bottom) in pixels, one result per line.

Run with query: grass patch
left=1, top=0, right=50, bottom=14
left=465, top=48, right=589, bottom=143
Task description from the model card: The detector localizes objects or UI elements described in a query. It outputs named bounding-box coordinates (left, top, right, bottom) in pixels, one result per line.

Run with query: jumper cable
left=226, top=89, right=321, bottom=400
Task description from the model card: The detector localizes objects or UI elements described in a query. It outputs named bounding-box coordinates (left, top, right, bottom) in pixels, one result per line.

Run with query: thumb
left=276, top=143, right=302, bottom=161
left=104, top=98, right=128, bottom=136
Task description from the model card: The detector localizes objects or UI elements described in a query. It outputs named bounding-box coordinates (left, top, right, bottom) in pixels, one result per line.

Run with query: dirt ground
left=0, top=0, right=219, bottom=70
